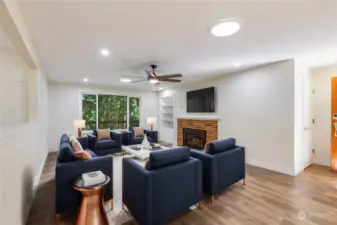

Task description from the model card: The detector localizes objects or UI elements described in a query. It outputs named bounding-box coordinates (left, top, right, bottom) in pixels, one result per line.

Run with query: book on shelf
left=82, top=170, right=106, bottom=186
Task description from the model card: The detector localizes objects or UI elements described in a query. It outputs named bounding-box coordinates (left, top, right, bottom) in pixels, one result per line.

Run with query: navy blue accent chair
left=190, top=138, right=245, bottom=196
left=123, top=147, right=202, bottom=225
left=126, top=127, right=158, bottom=145
left=89, top=129, right=122, bottom=155
left=56, top=134, right=113, bottom=215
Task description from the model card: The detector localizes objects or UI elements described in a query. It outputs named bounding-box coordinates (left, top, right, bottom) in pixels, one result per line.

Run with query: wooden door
left=331, top=77, right=337, bottom=172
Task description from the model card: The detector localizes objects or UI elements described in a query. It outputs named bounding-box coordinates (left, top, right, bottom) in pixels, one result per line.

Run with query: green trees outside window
left=82, top=94, right=97, bottom=130
left=129, top=97, right=140, bottom=127
left=82, top=94, right=140, bottom=130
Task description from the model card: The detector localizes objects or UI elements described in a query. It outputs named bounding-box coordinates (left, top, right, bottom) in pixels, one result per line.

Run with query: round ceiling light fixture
left=210, top=19, right=241, bottom=37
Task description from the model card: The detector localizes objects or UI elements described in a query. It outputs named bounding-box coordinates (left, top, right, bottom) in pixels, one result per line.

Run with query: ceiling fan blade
left=122, top=76, right=146, bottom=79
left=131, top=79, right=147, bottom=83
left=157, top=74, right=183, bottom=79
left=160, top=79, right=181, bottom=83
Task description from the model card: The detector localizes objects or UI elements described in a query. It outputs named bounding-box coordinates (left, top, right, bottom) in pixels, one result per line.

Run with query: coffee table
left=122, top=144, right=169, bottom=160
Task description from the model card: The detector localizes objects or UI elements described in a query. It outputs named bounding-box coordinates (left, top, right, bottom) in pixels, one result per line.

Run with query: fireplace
left=183, top=128, right=206, bottom=149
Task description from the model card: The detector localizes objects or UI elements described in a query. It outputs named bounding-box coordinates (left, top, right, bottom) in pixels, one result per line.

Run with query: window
left=82, top=94, right=97, bottom=130
left=129, top=97, right=140, bottom=127
left=81, top=93, right=140, bottom=130
left=98, top=95, right=127, bottom=129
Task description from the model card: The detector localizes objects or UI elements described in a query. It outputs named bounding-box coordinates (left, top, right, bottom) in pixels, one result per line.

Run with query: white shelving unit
left=160, top=96, right=174, bottom=128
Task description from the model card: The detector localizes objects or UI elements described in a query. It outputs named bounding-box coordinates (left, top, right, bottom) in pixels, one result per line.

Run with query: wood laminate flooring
left=26, top=152, right=337, bottom=225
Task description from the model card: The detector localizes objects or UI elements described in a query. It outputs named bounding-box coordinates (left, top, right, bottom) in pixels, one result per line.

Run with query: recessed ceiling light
left=120, top=78, right=132, bottom=83
left=210, top=19, right=241, bottom=37
left=100, top=48, right=110, bottom=56
left=234, top=62, right=242, bottom=68
left=159, top=87, right=163, bottom=90
left=83, top=78, right=88, bottom=82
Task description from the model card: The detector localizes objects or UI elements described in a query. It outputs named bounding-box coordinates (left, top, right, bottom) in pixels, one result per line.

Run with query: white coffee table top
left=122, top=144, right=169, bottom=160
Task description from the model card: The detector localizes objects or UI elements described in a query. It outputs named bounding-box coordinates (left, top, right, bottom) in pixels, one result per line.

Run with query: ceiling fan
left=122, top=64, right=182, bottom=85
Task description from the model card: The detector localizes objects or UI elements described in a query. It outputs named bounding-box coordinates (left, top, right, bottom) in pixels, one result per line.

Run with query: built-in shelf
left=160, top=95, right=174, bottom=128
left=162, top=119, right=174, bottom=122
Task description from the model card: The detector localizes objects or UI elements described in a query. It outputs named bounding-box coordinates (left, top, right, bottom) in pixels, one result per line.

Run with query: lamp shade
left=74, top=119, right=86, bottom=129
left=146, top=117, right=157, bottom=124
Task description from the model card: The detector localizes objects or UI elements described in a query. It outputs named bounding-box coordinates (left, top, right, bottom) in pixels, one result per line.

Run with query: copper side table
left=73, top=175, right=110, bottom=225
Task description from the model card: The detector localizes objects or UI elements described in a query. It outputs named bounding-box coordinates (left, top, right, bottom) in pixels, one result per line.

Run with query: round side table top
left=73, top=175, right=110, bottom=191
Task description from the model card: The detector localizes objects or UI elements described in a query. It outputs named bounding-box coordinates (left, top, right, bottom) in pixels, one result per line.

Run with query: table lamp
left=74, top=119, right=86, bottom=137
left=147, top=117, right=157, bottom=130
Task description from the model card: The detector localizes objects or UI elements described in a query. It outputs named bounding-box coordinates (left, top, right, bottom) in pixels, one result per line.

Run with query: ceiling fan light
left=149, top=77, right=159, bottom=84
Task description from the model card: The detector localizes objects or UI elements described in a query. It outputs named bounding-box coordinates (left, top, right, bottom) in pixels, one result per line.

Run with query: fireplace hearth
left=183, top=128, right=206, bottom=149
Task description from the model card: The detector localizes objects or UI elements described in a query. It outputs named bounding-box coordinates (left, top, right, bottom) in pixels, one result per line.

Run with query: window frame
left=79, top=90, right=141, bottom=131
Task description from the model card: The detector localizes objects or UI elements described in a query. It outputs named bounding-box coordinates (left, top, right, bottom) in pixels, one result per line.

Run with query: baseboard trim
left=313, top=159, right=330, bottom=167
left=33, top=152, right=47, bottom=195
left=25, top=151, right=48, bottom=224
left=246, top=158, right=295, bottom=176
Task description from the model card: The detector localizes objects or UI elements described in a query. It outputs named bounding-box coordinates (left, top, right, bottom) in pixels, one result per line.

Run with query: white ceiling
left=19, top=0, right=337, bottom=90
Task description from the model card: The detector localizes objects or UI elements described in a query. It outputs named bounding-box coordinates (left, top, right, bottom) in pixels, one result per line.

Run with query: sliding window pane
left=82, top=94, right=97, bottom=130
left=129, top=97, right=140, bottom=127
left=98, top=95, right=127, bottom=129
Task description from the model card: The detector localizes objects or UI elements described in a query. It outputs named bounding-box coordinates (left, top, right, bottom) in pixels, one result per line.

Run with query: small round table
left=73, top=175, right=110, bottom=225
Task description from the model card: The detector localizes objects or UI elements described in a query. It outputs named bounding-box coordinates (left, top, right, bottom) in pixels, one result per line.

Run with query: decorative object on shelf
left=147, top=117, right=157, bottom=130
left=142, top=134, right=151, bottom=150
left=74, top=119, right=86, bottom=137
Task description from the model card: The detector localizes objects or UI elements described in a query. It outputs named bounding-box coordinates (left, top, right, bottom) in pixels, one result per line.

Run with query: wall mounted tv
left=187, top=87, right=215, bottom=113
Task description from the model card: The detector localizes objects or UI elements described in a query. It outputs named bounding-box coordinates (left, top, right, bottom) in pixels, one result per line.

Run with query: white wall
left=311, top=64, right=337, bottom=166
left=0, top=1, right=49, bottom=224
left=0, top=47, right=29, bottom=126
left=48, top=82, right=158, bottom=151
left=158, top=60, right=297, bottom=175
left=294, top=59, right=313, bottom=175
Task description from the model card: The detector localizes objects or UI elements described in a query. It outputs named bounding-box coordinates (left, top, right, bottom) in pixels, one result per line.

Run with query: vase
left=142, top=134, right=151, bottom=150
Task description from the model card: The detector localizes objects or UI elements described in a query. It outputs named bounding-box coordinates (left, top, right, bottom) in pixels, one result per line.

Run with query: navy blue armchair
left=126, top=127, right=158, bottom=145
left=89, top=129, right=122, bottom=155
left=190, top=138, right=245, bottom=197
left=123, top=147, right=202, bottom=225
left=56, top=134, right=113, bottom=216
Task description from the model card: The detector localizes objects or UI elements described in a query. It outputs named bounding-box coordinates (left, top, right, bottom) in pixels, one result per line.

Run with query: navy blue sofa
left=123, top=147, right=202, bottom=225
left=126, top=127, right=158, bottom=145
left=89, top=129, right=122, bottom=155
left=190, top=138, right=245, bottom=196
left=56, top=134, right=113, bottom=216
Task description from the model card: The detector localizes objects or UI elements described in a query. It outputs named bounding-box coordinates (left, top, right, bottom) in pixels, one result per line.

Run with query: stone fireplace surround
left=177, top=118, right=219, bottom=147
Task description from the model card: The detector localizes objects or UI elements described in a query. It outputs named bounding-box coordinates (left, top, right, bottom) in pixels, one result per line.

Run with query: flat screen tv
left=187, top=87, right=215, bottom=113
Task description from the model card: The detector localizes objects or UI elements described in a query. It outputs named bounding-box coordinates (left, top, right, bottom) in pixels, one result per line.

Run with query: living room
left=2, top=1, right=337, bottom=225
